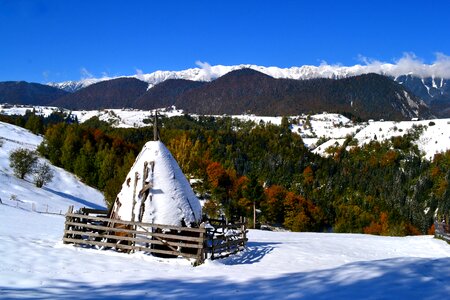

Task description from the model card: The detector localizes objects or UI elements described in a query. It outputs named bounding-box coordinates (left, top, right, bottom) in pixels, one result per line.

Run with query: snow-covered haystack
left=110, top=140, right=202, bottom=227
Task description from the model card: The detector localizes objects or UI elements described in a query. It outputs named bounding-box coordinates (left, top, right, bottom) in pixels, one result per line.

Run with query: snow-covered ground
left=1, top=121, right=450, bottom=299
left=1, top=203, right=450, bottom=299
left=0, top=121, right=105, bottom=214
left=354, top=119, right=450, bottom=159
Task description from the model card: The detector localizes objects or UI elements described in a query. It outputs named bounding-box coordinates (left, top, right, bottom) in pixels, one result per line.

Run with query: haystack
left=110, top=140, right=202, bottom=227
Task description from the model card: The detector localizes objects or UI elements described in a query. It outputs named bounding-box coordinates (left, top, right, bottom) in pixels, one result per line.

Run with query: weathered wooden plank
left=62, top=238, right=200, bottom=259
left=211, top=249, right=240, bottom=260
left=65, top=213, right=204, bottom=233
left=208, top=233, right=245, bottom=241
left=63, top=206, right=74, bottom=244
left=64, top=230, right=203, bottom=249
left=195, top=223, right=206, bottom=265
left=64, top=222, right=204, bottom=242
left=209, top=238, right=247, bottom=252
left=80, top=208, right=108, bottom=215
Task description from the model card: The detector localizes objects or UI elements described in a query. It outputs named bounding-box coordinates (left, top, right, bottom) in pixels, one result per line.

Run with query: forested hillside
left=0, top=71, right=433, bottom=121
left=4, top=111, right=449, bottom=235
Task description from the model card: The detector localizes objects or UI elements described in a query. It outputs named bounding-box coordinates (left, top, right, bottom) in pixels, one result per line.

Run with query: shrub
left=9, top=148, right=38, bottom=179
left=33, top=162, right=54, bottom=188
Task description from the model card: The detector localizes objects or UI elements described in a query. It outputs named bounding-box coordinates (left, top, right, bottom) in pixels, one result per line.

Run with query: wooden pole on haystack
left=153, top=110, right=159, bottom=141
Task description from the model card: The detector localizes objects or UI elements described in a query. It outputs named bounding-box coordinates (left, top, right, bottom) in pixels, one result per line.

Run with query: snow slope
left=0, top=121, right=105, bottom=213
left=352, top=119, right=450, bottom=160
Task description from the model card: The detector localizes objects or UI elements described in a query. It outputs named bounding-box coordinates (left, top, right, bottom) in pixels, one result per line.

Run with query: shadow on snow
left=43, top=187, right=106, bottom=210
left=221, top=241, right=279, bottom=265
left=2, top=257, right=450, bottom=299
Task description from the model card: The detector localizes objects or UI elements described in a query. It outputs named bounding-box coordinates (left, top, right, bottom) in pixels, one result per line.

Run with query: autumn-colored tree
left=206, top=161, right=233, bottom=217
left=364, top=212, right=389, bottom=235
left=283, top=191, right=323, bottom=232
left=263, top=185, right=286, bottom=224
left=302, top=166, right=314, bottom=186
left=168, top=133, right=194, bottom=173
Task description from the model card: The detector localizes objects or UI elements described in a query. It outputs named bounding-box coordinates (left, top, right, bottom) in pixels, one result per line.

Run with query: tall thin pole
left=153, top=110, right=158, bottom=141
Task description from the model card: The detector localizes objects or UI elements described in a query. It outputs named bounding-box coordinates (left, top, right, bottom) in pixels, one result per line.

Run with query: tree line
left=3, top=111, right=449, bottom=234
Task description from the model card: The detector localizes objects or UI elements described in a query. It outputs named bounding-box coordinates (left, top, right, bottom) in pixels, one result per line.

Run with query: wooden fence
left=435, top=221, right=450, bottom=243
left=206, top=217, right=248, bottom=260
left=62, top=206, right=247, bottom=265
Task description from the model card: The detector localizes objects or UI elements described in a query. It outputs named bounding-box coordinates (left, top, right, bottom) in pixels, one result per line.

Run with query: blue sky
left=1, top=0, right=449, bottom=83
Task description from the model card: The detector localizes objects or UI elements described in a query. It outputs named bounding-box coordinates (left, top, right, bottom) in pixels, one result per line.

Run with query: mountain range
left=2, top=63, right=450, bottom=120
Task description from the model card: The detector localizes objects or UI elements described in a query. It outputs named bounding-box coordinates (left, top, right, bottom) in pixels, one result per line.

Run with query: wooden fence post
left=242, top=217, right=247, bottom=247
left=63, top=205, right=74, bottom=244
left=195, top=223, right=206, bottom=266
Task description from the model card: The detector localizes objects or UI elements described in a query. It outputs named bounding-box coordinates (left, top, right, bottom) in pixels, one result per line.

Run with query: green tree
left=243, top=175, right=264, bottom=228
left=9, top=148, right=38, bottom=179
left=25, top=113, right=44, bottom=134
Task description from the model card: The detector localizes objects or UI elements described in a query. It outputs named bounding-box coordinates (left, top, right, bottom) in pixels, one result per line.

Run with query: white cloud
left=80, top=67, right=93, bottom=79
left=42, top=70, right=50, bottom=81
left=100, top=72, right=110, bottom=79
left=195, top=60, right=215, bottom=81
left=135, top=68, right=145, bottom=80
left=352, top=52, right=450, bottom=78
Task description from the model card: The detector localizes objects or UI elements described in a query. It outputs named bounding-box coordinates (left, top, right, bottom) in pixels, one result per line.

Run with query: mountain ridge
left=47, top=63, right=450, bottom=93
left=0, top=69, right=439, bottom=121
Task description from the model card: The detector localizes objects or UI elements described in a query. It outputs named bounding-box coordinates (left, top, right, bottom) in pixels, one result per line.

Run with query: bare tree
left=34, top=162, right=54, bottom=188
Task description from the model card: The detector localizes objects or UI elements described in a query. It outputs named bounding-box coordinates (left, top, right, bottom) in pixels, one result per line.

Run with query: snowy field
left=1, top=204, right=450, bottom=299
left=1, top=121, right=450, bottom=299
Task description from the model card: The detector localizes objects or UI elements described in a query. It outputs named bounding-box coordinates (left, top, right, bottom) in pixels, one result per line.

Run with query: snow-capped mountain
left=47, top=77, right=112, bottom=92
left=396, top=75, right=450, bottom=104
left=46, top=60, right=450, bottom=93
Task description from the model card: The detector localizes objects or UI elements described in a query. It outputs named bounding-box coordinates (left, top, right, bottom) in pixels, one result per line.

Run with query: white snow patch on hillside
left=3, top=105, right=450, bottom=160
left=0, top=104, right=63, bottom=117
left=71, top=107, right=185, bottom=128
left=353, top=119, right=450, bottom=159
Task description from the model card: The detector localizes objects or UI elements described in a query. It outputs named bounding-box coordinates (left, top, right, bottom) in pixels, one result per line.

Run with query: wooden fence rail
left=206, top=216, right=248, bottom=260
left=62, top=206, right=247, bottom=265
left=435, top=221, right=450, bottom=243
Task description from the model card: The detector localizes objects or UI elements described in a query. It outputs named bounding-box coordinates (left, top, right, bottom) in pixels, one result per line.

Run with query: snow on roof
left=112, top=140, right=202, bottom=227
